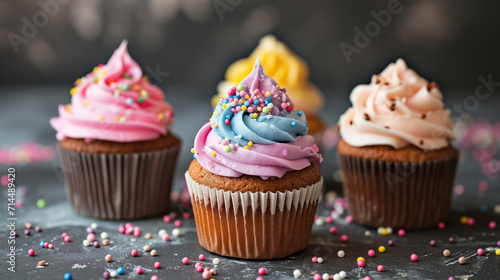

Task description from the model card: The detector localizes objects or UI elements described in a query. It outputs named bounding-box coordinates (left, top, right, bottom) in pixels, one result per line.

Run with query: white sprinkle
left=322, top=273, right=330, bottom=280
left=287, top=102, right=290, bottom=106
left=386, top=227, right=393, bottom=235
left=333, top=274, right=341, bottom=280
left=337, top=250, right=345, bottom=258
left=293, top=269, right=302, bottom=278
left=267, top=103, right=274, bottom=109
left=282, top=95, right=286, bottom=102
left=266, top=115, right=272, bottom=119
left=172, top=228, right=181, bottom=237
left=213, top=258, right=220, bottom=265
left=377, top=227, right=384, bottom=235
left=339, top=271, right=346, bottom=278
left=364, top=230, right=371, bottom=236
left=158, top=229, right=167, bottom=237
left=90, top=223, right=98, bottom=229
left=317, top=257, right=323, bottom=263
left=494, top=204, right=500, bottom=214
left=82, top=240, right=90, bottom=247
left=110, top=270, right=118, bottom=278
left=315, top=217, right=324, bottom=226
left=100, top=232, right=109, bottom=239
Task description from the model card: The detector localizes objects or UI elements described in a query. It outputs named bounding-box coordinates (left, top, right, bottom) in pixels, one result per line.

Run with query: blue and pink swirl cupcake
left=187, top=58, right=323, bottom=259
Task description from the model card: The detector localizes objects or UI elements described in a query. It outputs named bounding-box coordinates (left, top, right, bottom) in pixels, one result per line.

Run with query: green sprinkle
left=236, top=84, right=245, bottom=91
left=140, top=90, right=149, bottom=98
left=119, top=117, right=127, bottom=122
left=262, top=107, right=270, bottom=114
left=122, top=73, right=132, bottom=80
left=119, top=84, right=130, bottom=90
left=138, top=97, right=145, bottom=103
left=36, top=199, right=46, bottom=209
left=114, top=90, right=120, bottom=97
left=224, top=145, right=231, bottom=153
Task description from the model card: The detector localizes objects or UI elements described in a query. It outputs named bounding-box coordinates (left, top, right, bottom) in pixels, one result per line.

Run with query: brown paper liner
left=186, top=172, right=323, bottom=260
left=338, top=153, right=458, bottom=230
left=57, top=143, right=180, bottom=220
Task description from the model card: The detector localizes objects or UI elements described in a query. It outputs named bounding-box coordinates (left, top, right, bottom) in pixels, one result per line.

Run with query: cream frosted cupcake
left=337, top=59, right=458, bottom=230
left=213, top=35, right=326, bottom=143
left=50, top=40, right=181, bottom=220
left=188, top=58, right=323, bottom=259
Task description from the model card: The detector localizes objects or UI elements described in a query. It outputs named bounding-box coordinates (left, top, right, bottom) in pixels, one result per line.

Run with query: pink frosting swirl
left=50, top=40, right=173, bottom=142
left=194, top=123, right=322, bottom=179
left=339, top=59, right=455, bottom=150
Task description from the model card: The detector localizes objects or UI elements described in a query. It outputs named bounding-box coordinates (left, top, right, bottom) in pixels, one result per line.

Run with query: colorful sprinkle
left=410, top=254, right=418, bottom=262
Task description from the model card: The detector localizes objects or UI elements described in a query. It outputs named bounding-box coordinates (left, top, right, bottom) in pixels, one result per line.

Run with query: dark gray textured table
left=1, top=86, right=499, bottom=280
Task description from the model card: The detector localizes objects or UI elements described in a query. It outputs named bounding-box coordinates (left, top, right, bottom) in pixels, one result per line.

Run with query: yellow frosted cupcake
left=213, top=35, right=325, bottom=142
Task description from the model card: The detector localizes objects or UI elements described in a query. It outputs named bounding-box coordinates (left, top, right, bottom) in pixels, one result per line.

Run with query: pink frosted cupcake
left=50, top=40, right=180, bottom=220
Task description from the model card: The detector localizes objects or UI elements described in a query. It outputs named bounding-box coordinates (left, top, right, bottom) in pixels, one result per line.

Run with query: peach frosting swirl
left=338, top=59, right=455, bottom=150
left=50, top=40, right=173, bottom=142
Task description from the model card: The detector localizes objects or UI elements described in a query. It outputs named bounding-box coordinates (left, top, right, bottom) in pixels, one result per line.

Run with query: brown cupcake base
left=186, top=171, right=323, bottom=260
left=58, top=137, right=180, bottom=220
left=338, top=141, right=458, bottom=230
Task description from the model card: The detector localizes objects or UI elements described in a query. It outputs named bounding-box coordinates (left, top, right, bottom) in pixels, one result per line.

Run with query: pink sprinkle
left=281, top=103, right=287, bottom=109
left=314, top=215, right=318, bottom=221
left=341, top=235, right=348, bottom=242
left=154, top=262, right=161, bottom=269
left=478, top=180, right=489, bottom=191
left=125, top=223, right=133, bottom=228
left=0, top=175, right=8, bottom=186
left=325, top=217, right=333, bottom=224
left=64, top=236, right=71, bottom=242
left=449, top=237, right=454, bottom=243
left=15, top=200, right=23, bottom=208
left=225, top=119, right=230, bottom=125
left=477, top=248, right=484, bottom=255
left=199, top=254, right=205, bottom=261
left=118, top=225, right=125, bottom=233
left=44, top=242, right=49, bottom=248
left=182, top=257, right=189, bottom=264
left=489, top=221, right=496, bottom=229
left=228, top=87, right=236, bottom=96
left=388, top=240, right=394, bottom=246
left=236, top=106, right=241, bottom=112
left=256, top=277, right=264, bottom=280
left=131, top=249, right=138, bottom=257
left=196, top=265, right=203, bottom=272
left=62, top=232, right=68, bottom=238
left=368, top=249, right=375, bottom=257
left=163, top=215, right=172, bottom=223
left=287, top=107, right=293, bottom=112
left=410, top=254, right=418, bottom=262
left=204, top=267, right=210, bottom=272
left=174, top=220, right=182, bottom=227
left=438, top=222, right=446, bottom=229
left=247, top=107, right=254, bottom=113
left=202, top=271, right=212, bottom=279
left=136, top=266, right=142, bottom=274
left=467, top=217, right=475, bottom=226
left=183, top=212, right=190, bottom=219
left=377, top=265, right=384, bottom=272
left=151, top=276, right=159, bottom=280
left=364, top=277, right=372, bottom=280
left=312, top=256, right=318, bottom=263
left=28, top=249, right=35, bottom=256
left=195, top=262, right=202, bottom=268
left=454, top=185, right=465, bottom=195
left=283, top=149, right=288, bottom=156
left=134, top=230, right=141, bottom=237
left=313, top=274, right=321, bottom=280
left=240, top=90, right=247, bottom=97
left=87, top=233, right=95, bottom=242
left=345, top=215, right=353, bottom=223
left=357, top=260, right=365, bottom=267
left=258, top=267, right=266, bottom=275
left=430, top=240, right=436, bottom=246
left=398, top=229, right=406, bottom=236
left=162, top=234, right=170, bottom=241
left=329, top=227, right=337, bottom=234
left=125, top=227, right=133, bottom=235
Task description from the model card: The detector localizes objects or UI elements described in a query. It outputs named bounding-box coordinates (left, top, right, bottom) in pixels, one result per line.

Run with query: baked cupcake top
left=338, top=59, right=455, bottom=150
left=194, top=58, right=322, bottom=180
left=50, top=40, right=173, bottom=142
left=212, top=35, right=323, bottom=114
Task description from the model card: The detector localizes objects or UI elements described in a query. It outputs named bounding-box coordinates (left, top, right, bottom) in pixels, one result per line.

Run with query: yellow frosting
left=212, top=35, right=323, bottom=114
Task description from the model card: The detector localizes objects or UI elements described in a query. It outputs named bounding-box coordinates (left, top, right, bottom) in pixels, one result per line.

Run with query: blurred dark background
left=1, top=0, right=500, bottom=93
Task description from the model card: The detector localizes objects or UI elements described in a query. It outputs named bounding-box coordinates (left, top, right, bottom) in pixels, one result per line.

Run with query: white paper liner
left=185, top=171, right=323, bottom=259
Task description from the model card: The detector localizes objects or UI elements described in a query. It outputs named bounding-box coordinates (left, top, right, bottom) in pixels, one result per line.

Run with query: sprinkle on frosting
left=50, top=40, right=174, bottom=142
left=338, top=59, right=455, bottom=150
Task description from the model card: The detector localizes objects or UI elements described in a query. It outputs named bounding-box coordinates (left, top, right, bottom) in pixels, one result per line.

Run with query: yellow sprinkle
left=191, top=148, right=195, bottom=154
left=378, top=246, right=386, bottom=253
left=211, top=123, right=218, bottom=128
left=460, top=216, right=468, bottom=225
left=265, top=91, right=271, bottom=97
left=83, top=100, right=89, bottom=106
left=381, top=228, right=388, bottom=236
left=357, top=257, right=365, bottom=262
left=115, top=117, right=120, bottom=122
left=496, top=248, right=500, bottom=255
left=239, top=99, right=244, bottom=104
left=257, top=107, right=262, bottom=111
left=222, top=104, right=227, bottom=110
left=245, top=95, right=249, bottom=100
left=276, top=84, right=281, bottom=90
left=93, top=66, right=99, bottom=72
left=158, top=113, right=164, bottom=120
left=252, top=113, right=258, bottom=119
left=110, top=81, right=115, bottom=86
left=248, top=141, right=253, bottom=147
left=211, top=151, right=216, bottom=157
left=133, top=84, right=140, bottom=90
left=99, top=70, right=107, bottom=77
left=97, top=115, right=104, bottom=121
left=75, top=78, right=81, bottom=85
left=244, top=146, right=249, bottom=149
left=241, top=105, right=247, bottom=111
left=214, top=111, right=220, bottom=116
left=65, top=104, right=72, bottom=113
left=70, top=87, right=77, bottom=95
